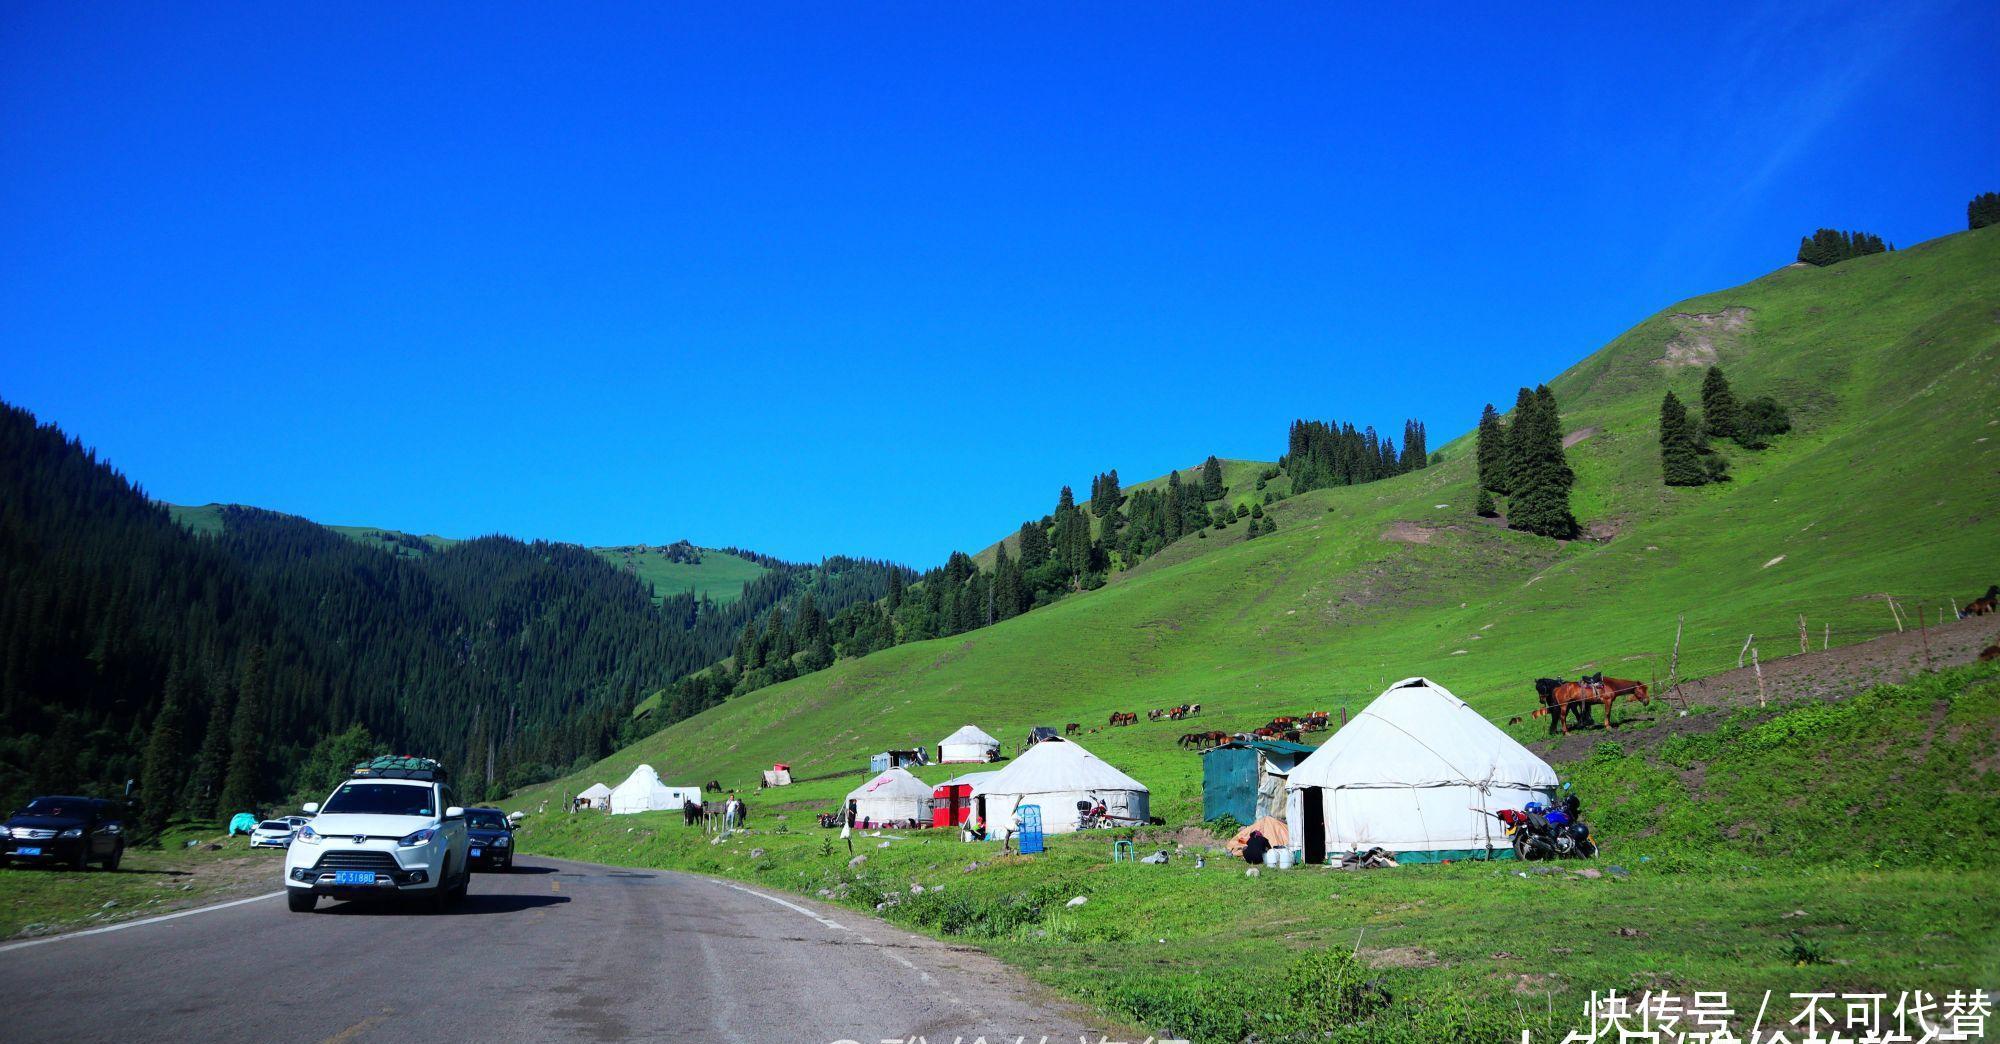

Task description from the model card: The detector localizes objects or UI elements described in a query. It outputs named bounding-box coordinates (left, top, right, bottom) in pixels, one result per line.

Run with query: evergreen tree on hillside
left=217, top=647, right=267, bottom=816
left=793, top=591, right=828, bottom=648
left=187, top=673, right=234, bottom=815
left=1972, top=192, right=2000, bottom=230
left=1501, top=388, right=1536, bottom=497
left=1700, top=366, right=1740, bottom=441
left=1475, top=488, right=1497, bottom=518
left=1051, top=486, right=1093, bottom=581
left=1015, top=521, right=1049, bottom=571
left=1089, top=470, right=1124, bottom=517
left=1401, top=420, right=1428, bottom=470
left=137, top=663, right=190, bottom=836
left=1659, top=390, right=1710, bottom=486
left=1736, top=395, right=1792, bottom=449
left=1797, top=228, right=1889, bottom=266
left=1200, top=456, right=1225, bottom=500
left=1475, top=403, right=1508, bottom=495
left=1507, top=385, right=1579, bottom=539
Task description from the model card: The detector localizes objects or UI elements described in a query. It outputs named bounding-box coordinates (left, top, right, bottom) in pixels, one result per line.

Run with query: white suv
left=283, top=775, right=470, bottom=912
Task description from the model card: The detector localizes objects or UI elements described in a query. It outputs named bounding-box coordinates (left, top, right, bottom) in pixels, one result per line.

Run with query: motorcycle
left=1495, top=796, right=1597, bottom=860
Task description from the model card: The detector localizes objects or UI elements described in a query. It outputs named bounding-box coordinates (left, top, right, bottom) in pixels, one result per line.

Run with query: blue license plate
left=17, top=846, right=41, bottom=856
left=332, top=870, right=376, bottom=886
left=469, top=847, right=481, bottom=858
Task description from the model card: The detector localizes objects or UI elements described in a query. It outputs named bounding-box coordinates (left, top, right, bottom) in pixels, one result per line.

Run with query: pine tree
left=1015, top=520, right=1049, bottom=570
left=217, top=646, right=268, bottom=815
left=1507, top=385, right=1579, bottom=539
left=1659, top=390, right=1709, bottom=486
left=187, top=671, right=234, bottom=816
left=1502, top=388, right=1536, bottom=496
left=1476, top=403, right=1508, bottom=495
left=1092, top=470, right=1124, bottom=517
left=1700, top=366, right=1739, bottom=441
left=137, top=662, right=190, bottom=837
left=1972, top=192, right=2000, bottom=230
left=1200, top=456, right=1225, bottom=501
left=1475, top=488, right=1497, bottom=518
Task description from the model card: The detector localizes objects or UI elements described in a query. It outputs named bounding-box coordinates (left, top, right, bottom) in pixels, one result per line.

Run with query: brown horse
left=1177, top=730, right=1228, bottom=749
left=1963, top=585, right=2000, bottom=617
left=1064, top=722, right=1081, bottom=735
left=1537, top=676, right=1651, bottom=734
left=1109, top=711, right=1138, bottom=727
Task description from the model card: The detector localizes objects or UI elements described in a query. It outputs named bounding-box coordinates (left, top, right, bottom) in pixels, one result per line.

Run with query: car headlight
left=398, top=827, right=438, bottom=848
left=59, top=827, right=83, bottom=839
left=492, top=836, right=510, bottom=847
left=295, top=824, right=323, bottom=845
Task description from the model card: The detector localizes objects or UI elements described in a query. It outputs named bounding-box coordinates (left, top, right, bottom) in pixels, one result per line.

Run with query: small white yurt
left=577, top=783, right=613, bottom=810
left=1285, top=677, right=1558, bottom=864
left=845, top=768, right=934, bottom=826
left=971, top=737, right=1148, bottom=834
left=609, top=764, right=694, bottom=815
left=938, top=724, right=1001, bottom=764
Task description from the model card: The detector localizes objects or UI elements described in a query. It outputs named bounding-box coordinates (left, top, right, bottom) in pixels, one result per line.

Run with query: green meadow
left=591, top=544, right=770, bottom=606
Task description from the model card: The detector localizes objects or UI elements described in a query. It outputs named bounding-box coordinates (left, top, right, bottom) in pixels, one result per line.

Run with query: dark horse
left=703, top=780, right=723, bottom=792
left=1962, top=585, right=2000, bottom=617
left=1532, top=677, right=1594, bottom=734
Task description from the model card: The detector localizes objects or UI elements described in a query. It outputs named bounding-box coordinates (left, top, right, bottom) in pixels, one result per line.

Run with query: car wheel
left=103, top=843, right=123, bottom=871
left=287, top=889, right=318, bottom=912
left=450, top=863, right=469, bottom=901
left=427, top=860, right=454, bottom=913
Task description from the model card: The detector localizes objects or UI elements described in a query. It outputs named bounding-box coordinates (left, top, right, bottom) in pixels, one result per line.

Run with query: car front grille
left=310, top=850, right=402, bottom=873
left=10, top=828, right=57, bottom=840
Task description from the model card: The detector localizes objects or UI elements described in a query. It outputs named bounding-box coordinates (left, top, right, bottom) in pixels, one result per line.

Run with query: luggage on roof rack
left=352, top=755, right=447, bottom=782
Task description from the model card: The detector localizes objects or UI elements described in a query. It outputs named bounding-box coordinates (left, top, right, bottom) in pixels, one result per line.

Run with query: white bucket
left=1275, top=848, right=1295, bottom=869
left=1263, top=848, right=1280, bottom=867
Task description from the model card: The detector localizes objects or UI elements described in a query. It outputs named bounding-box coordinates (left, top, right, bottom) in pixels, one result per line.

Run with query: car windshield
left=258, top=821, right=290, bottom=831
left=21, top=798, right=88, bottom=818
left=320, top=783, right=434, bottom=818
left=466, top=812, right=509, bottom=830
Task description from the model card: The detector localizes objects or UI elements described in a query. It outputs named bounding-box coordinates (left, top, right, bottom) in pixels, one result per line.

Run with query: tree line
left=1473, top=387, right=1579, bottom=539
left=1795, top=228, right=1890, bottom=267
left=1658, top=366, right=1790, bottom=486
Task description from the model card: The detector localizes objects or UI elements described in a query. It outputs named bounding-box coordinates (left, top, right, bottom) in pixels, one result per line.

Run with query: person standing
left=842, top=799, right=857, bottom=855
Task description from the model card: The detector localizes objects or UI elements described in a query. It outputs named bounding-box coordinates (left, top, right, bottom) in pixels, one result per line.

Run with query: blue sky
left=3, top=4, right=1994, bottom=566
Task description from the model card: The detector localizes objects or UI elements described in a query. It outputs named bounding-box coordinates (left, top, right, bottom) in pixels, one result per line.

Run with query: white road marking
left=725, top=883, right=850, bottom=933
left=0, top=891, right=284, bottom=954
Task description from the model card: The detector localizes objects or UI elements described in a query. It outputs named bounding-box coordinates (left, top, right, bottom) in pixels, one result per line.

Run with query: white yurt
left=845, top=768, right=934, bottom=826
left=608, top=764, right=701, bottom=815
left=1285, top=677, right=1559, bottom=864
left=971, top=737, right=1148, bottom=834
left=576, top=783, right=613, bottom=810
left=937, top=724, right=1001, bottom=763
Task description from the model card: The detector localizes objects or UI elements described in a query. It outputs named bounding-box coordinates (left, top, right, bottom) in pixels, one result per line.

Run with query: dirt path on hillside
left=1535, top=613, right=1999, bottom=761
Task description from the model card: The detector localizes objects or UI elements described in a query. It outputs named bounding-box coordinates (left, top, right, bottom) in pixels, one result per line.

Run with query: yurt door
left=1301, top=788, right=1327, bottom=864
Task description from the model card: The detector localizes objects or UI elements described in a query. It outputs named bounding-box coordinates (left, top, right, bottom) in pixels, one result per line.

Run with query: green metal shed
left=1201, top=739, right=1318, bottom=825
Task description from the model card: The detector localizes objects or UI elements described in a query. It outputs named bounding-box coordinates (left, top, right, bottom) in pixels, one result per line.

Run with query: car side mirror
left=445, top=806, right=465, bottom=820
left=302, top=802, right=319, bottom=815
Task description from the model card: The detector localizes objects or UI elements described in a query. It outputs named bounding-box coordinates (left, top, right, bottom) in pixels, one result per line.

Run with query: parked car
left=463, top=807, right=515, bottom=872
left=282, top=759, right=469, bottom=912
left=1, top=796, right=125, bottom=871
left=248, top=819, right=297, bottom=848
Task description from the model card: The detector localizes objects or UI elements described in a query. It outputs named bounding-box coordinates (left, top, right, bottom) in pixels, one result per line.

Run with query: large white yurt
left=971, top=737, right=1148, bottom=834
left=845, top=768, right=934, bottom=826
left=609, top=765, right=701, bottom=815
left=576, top=783, right=613, bottom=810
left=937, top=724, right=1001, bottom=763
left=1285, top=677, right=1558, bottom=863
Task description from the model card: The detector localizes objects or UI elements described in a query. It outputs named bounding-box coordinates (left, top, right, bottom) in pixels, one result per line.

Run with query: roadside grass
left=518, top=664, right=2000, bottom=1041
left=0, top=823, right=285, bottom=939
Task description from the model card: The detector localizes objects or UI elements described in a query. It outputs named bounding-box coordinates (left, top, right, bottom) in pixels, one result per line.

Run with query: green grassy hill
left=520, top=225, right=2000, bottom=820
left=592, top=543, right=770, bottom=606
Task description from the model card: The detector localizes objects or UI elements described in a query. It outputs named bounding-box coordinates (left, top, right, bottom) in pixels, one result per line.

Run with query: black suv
left=463, top=807, right=515, bottom=872
left=2, top=796, right=125, bottom=871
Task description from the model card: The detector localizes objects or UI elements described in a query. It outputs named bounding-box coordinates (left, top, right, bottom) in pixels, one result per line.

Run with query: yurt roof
left=613, top=764, right=662, bottom=789
left=934, top=770, right=1000, bottom=791
left=973, top=737, right=1146, bottom=796
left=845, top=767, right=932, bottom=802
left=940, top=724, right=999, bottom=746
left=577, top=783, right=612, bottom=798
left=1288, top=677, right=1557, bottom=791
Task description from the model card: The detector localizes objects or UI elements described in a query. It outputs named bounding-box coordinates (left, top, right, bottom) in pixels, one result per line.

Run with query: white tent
left=845, top=768, right=934, bottom=826
left=971, top=737, right=1148, bottom=834
left=609, top=765, right=702, bottom=815
left=1285, top=677, right=1558, bottom=864
left=577, top=783, right=612, bottom=810
left=938, top=724, right=1001, bottom=763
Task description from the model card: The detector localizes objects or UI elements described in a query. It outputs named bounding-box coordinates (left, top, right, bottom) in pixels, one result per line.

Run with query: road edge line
left=0, top=891, right=285, bottom=954
left=724, top=882, right=852, bottom=933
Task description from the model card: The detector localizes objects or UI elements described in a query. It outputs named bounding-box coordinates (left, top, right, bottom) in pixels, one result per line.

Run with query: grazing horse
left=1178, top=730, right=1229, bottom=750
left=703, top=780, right=723, bottom=792
left=1064, top=722, right=1081, bottom=736
left=1963, top=585, right=2000, bottom=617
left=1109, top=711, right=1138, bottom=727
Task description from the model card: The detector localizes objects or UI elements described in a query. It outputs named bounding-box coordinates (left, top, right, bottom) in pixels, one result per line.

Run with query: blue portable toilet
left=1201, top=739, right=1317, bottom=825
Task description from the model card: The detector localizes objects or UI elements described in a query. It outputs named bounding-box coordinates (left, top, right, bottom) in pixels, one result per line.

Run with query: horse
left=1963, top=585, right=2000, bottom=617
left=703, top=780, right=723, bottom=792
left=1533, top=677, right=1594, bottom=732
left=1980, top=635, right=2000, bottom=662
left=1180, top=730, right=1228, bottom=750
left=1109, top=711, right=1138, bottom=727
left=1064, top=722, right=1081, bottom=736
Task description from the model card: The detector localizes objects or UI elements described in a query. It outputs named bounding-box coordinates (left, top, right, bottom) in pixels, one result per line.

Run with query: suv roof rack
left=351, top=755, right=447, bottom=782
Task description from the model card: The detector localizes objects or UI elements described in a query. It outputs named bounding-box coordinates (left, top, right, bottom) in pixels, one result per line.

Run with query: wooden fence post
left=1887, top=599, right=1905, bottom=633
left=1798, top=614, right=1808, bottom=655
left=1823, top=622, right=1829, bottom=650
left=1917, top=604, right=1931, bottom=670
left=1751, top=646, right=1766, bottom=708
left=1739, top=633, right=1755, bottom=669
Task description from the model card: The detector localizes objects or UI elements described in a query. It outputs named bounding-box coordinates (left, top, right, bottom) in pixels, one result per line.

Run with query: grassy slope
left=521, top=226, right=2000, bottom=820
left=591, top=545, right=770, bottom=606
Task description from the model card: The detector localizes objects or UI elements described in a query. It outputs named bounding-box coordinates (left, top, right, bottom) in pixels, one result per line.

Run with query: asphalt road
left=0, top=857, right=1104, bottom=1043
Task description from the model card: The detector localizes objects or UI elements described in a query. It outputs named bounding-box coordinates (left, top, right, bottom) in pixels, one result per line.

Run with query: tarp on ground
left=1226, top=816, right=1291, bottom=855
